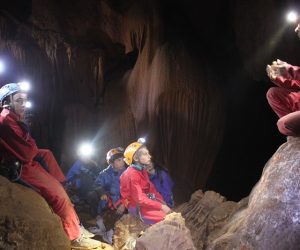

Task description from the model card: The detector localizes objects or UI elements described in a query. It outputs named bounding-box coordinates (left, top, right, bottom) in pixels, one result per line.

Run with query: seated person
left=266, top=59, right=300, bottom=136
left=87, top=147, right=126, bottom=217
left=0, top=83, right=101, bottom=248
left=120, top=141, right=171, bottom=225
left=65, top=153, right=101, bottom=204
left=146, top=160, right=174, bottom=208
left=87, top=147, right=126, bottom=243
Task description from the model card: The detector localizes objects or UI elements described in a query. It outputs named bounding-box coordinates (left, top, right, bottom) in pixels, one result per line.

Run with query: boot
left=80, top=225, right=95, bottom=238
left=102, top=229, right=114, bottom=245
left=88, top=216, right=106, bottom=236
left=71, top=235, right=102, bottom=249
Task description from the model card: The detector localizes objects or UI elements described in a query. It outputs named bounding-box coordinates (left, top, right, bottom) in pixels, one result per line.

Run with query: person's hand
left=100, top=194, right=108, bottom=201
left=116, top=204, right=126, bottom=215
left=161, top=204, right=171, bottom=214
left=266, top=59, right=289, bottom=80
left=266, top=64, right=276, bottom=80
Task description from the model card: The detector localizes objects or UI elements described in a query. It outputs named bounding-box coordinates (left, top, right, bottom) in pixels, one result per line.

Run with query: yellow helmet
left=124, top=142, right=143, bottom=165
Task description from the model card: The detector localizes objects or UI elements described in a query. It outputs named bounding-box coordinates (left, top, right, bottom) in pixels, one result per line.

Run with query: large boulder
left=0, top=176, right=70, bottom=249
left=113, top=212, right=195, bottom=250
left=176, top=190, right=247, bottom=249
left=208, top=137, right=300, bottom=249
left=113, top=213, right=149, bottom=250
left=135, top=212, right=195, bottom=250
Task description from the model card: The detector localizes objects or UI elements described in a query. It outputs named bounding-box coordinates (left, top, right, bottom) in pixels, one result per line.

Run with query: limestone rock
left=0, top=176, right=70, bottom=249
left=176, top=190, right=247, bottom=249
left=135, top=212, right=195, bottom=250
left=71, top=242, right=114, bottom=250
left=208, top=137, right=300, bottom=250
left=113, top=214, right=148, bottom=250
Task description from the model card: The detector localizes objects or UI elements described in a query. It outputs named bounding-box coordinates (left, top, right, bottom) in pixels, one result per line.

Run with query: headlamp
left=78, top=143, right=94, bottom=158
left=137, top=137, right=146, bottom=144
left=25, top=101, right=32, bottom=109
left=0, top=61, right=5, bottom=74
left=286, top=11, right=298, bottom=23
left=18, top=81, right=30, bottom=92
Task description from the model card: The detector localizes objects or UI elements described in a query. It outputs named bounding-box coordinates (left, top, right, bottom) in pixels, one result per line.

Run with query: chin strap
left=2, top=95, right=15, bottom=112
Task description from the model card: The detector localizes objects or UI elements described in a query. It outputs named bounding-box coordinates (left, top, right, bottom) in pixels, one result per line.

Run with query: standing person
left=0, top=83, right=101, bottom=249
left=120, top=141, right=171, bottom=225
left=146, top=160, right=175, bottom=208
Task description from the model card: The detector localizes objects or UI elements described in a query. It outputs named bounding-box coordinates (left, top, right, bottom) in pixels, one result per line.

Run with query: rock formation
left=0, top=176, right=69, bottom=249
left=135, top=212, right=196, bottom=250
left=177, top=137, right=300, bottom=250
left=176, top=190, right=248, bottom=249
left=113, top=214, right=149, bottom=250
left=113, top=212, right=195, bottom=250
left=208, top=137, right=300, bottom=250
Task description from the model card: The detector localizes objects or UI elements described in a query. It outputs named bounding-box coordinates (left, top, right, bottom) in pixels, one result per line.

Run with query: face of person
left=112, top=157, right=125, bottom=171
left=12, top=92, right=27, bottom=118
left=136, top=147, right=151, bottom=165
left=146, top=161, right=155, bottom=175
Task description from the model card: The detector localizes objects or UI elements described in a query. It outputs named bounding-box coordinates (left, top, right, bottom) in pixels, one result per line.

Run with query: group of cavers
left=1, top=19, right=300, bottom=250
left=0, top=82, right=174, bottom=249
left=65, top=144, right=174, bottom=243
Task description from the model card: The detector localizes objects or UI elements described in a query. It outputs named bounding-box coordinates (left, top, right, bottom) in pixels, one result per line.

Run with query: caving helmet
left=0, top=83, right=22, bottom=106
left=123, top=142, right=143, bottom=165
left=106, top=147, right=124, bottom=164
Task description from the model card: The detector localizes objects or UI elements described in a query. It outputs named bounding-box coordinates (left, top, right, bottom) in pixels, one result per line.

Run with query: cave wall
left=0, top=0, right=299, bottom=200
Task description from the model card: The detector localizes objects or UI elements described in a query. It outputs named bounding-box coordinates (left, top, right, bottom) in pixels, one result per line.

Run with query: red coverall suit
left=0, top=108, right=80, bottom=240
left=266, top=64, right=300, bottom=136
left=120, top=165, right=167, bottom=224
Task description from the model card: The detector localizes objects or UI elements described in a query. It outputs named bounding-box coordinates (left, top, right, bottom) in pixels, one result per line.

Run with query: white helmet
left=0, top=83, right=22, bottom=105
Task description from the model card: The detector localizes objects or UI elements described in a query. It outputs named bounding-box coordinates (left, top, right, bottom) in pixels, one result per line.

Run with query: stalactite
left=31, top=29, right=61, bottom=65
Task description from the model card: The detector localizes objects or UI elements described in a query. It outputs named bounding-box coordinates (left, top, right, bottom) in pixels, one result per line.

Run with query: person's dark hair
left=110, top=153, right=124, bottom=163
left=151, top=158, right=168, bottom=172
left=150, top=159, right=169, bottom=185
left=2, top=95, right=11, bottom=106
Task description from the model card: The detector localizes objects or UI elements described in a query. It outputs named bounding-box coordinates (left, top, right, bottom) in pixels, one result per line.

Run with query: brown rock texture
left=208, top=137, right=300, bottom=250
left=0, top=176, right=70, bottom=249
left=135, top=212, right=196, bottom=250
left=113, top=213, right=149, bottom=250
left=176, top=190, right=247, bottom=249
